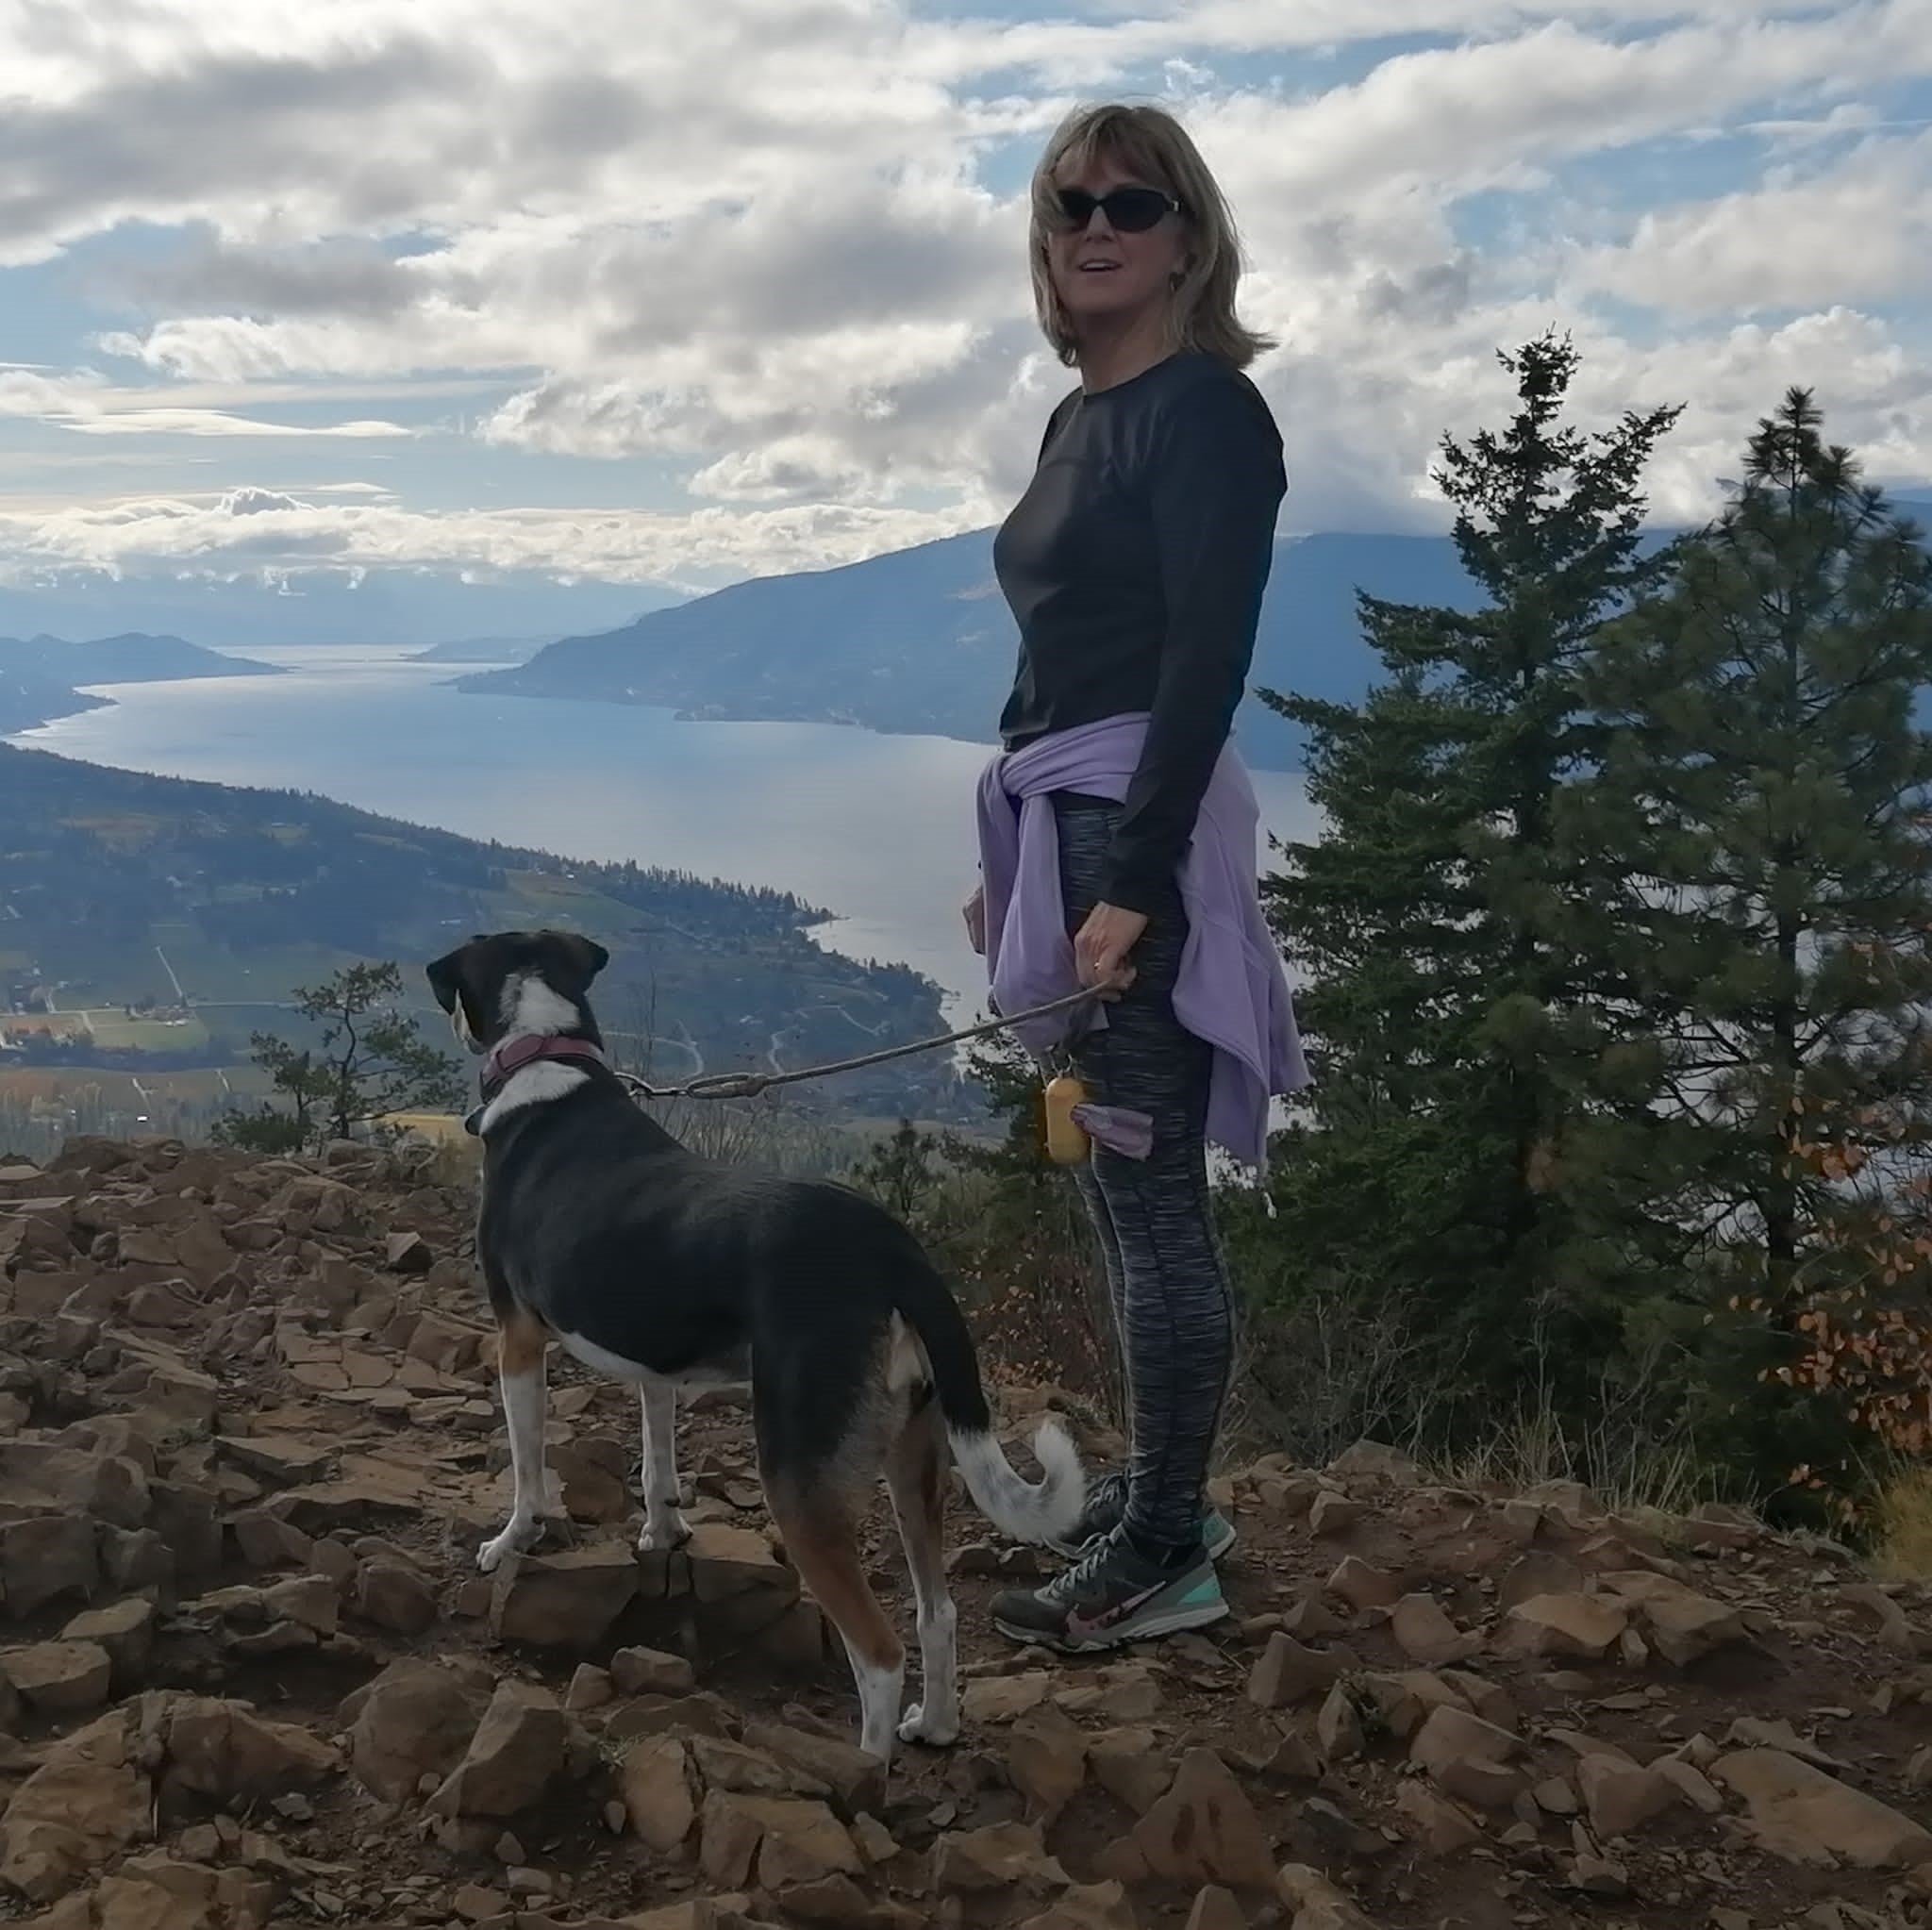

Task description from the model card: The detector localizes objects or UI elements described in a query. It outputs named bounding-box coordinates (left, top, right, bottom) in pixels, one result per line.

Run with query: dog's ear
left=425, top=936, right=485, bottom=1014
left=545, top=931, right=609, bottom=989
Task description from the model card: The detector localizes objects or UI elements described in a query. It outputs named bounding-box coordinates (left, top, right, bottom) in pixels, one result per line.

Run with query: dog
left=425, top=928, right=1085, bottom=1763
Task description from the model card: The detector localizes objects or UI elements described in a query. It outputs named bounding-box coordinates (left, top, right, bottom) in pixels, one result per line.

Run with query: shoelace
left=1081, top=1471, right=1126, bottom=1520
left=1042, top=1528, right=1129, bottom=1606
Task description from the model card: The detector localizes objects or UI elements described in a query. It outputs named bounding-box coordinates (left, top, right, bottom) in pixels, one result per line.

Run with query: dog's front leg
left=637, top=1376, right=691, bottom=1553
left=478, top=1310, right=552, bottom=1572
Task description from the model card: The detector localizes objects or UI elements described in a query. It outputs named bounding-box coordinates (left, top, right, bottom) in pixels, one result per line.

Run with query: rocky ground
left=1, top=1138, right=1931, bottom=1930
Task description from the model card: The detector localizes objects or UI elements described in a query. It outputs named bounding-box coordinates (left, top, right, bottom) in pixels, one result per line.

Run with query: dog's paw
left=476, top=1516, right=543, bottom=1573
left=637, top=1510, right=692, bottom=1555
left=896, top=1702, right=960, bottom=1748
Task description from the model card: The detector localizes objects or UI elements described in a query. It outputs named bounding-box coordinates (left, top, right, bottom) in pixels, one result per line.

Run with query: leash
left=613, top=984, right=1107, bottom=1104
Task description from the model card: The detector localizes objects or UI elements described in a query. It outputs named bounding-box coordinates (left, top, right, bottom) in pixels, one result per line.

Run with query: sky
left=2, top=0, right=1929, bottom=601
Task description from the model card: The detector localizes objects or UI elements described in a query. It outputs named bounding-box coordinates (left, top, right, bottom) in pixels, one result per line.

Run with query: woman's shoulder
left=1150, top=353, right=1278, bottom=429
left=1135, top=355, right=1282, bottom=471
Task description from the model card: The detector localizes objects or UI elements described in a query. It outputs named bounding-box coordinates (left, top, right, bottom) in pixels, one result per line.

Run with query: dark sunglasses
left=1053, top=186, right=1183, bottom=234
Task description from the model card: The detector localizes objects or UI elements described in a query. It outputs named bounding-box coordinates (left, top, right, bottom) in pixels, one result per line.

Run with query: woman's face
left=1044, top=149, right=1188, bottom=342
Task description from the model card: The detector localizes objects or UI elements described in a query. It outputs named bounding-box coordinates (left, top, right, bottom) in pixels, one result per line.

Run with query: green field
left=79, top=1011, right=211, bottom=1053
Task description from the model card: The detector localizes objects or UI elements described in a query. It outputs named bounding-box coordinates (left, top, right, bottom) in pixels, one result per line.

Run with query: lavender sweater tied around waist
left=974, top=711, right=1308, bottom=1170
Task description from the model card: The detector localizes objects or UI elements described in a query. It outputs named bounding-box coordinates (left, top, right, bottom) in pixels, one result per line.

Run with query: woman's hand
left=963, top=885, right=987, bottom=957
left=1074, top=901, right=1148, bottom=995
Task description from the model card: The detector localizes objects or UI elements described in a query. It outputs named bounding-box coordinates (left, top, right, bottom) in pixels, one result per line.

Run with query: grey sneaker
left=1045, top=1470, right=1238, bottom=1563
left=991, top=1528, right=1228, bottom=1653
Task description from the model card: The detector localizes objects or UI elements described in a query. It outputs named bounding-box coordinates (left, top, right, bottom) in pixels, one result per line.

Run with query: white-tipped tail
left=949, top=1420, right=1086, bottom=1546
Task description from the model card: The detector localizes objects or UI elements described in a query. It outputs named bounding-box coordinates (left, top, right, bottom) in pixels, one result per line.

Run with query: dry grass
left=1434, top=1403, right=1717, bottom=1522
left=1870, top=1464, right=1932, bottom=1579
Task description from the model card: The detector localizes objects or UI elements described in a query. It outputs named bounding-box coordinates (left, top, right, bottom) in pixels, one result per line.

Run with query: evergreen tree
left=1257, top=334, right=1682, bottom=1423
left=1576, top=391, right=1932, bottom=1486
left=215, top=961, right=463, bottom=1154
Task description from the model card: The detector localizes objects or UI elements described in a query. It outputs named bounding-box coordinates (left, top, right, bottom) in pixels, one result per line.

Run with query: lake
left=9, top=646, right=1319, bottom=1016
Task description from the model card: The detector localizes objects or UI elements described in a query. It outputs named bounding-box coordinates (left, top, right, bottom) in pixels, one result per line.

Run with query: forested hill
left=0, top=743, right=955, bottom=1133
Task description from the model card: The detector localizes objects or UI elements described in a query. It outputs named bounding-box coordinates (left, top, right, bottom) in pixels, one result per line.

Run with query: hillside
left=0, top=744, right=956, bottom=1147
left=0, top=671, right=109, bottom=736
left=458, top=496, right=1932, bottom=772
left=408, top=639, right=551, bottom=665
left=458, top=528, right=1489, bottom=772
left=0, top=1135, right=1925, bottom=1930
left=0, top=633, right=279, bottom=735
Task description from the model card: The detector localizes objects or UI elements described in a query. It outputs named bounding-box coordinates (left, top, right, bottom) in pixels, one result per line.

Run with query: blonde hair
left=1027, top=102, right=1274, bottom=372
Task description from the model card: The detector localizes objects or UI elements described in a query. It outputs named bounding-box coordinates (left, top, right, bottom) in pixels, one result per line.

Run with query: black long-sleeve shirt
left=992, top=349, right=1286, bottom=913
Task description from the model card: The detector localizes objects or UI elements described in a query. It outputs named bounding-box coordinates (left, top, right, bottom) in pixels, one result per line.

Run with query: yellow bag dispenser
left=1042, top=1073, right=1091, bottom=1166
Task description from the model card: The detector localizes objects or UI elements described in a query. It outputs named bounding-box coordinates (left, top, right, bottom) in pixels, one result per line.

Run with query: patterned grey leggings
left=1053, top=791, right=1235, bottom=1556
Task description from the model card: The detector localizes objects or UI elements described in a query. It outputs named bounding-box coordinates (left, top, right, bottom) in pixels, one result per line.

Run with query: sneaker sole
left=1046, top=1516, right=1239, bottom=1564
left=992, top=1591, right=1229, bottom=1655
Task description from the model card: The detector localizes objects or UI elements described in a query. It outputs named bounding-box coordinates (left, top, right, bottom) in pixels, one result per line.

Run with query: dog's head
left=425, top=929, right=609, bottom=1056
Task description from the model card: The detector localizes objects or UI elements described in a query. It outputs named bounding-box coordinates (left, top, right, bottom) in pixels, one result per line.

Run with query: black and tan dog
left=425, top=928, right=1084, bottom=1763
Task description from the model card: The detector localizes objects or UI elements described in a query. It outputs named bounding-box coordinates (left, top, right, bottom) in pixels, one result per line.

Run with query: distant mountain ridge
left=458, top=526, right=1491, bottom=771
left=0, top=632, right=279, bottom=684
left=0, top=631, right=279, bottom=735
left=461, top=495, right=1932, bottom=771
left=407, top=637, right=551, bottom=665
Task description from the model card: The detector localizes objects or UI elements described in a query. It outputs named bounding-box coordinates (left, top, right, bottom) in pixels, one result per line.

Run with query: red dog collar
left=478, top=1034, right=609, bottom=1105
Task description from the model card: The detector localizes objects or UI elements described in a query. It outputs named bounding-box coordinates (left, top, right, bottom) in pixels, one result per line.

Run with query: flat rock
left=1184, top=1884, right=1247, bottom=1930
left=3, top=1639, right=112, bottom=1714
left=1598, top=1569, right=1745, bottom=1666
left=1277, top=1864, right=1381, bottom=1930
left=1391, top=1593, right=1475, bottom=1667
left=740, top=1721, right=885, bottom=1818
left=933, top=1819, right=1069, bottom=1894
left=60, top=1600, right=156, bottom=1692
left=1088, top=1726, right=1173, bottom=1816
left=692, top=1734, right=817, bottom=1797
left=158, top=1695, right=339, bottom=1804
left=1248, top=1632, right=1349, bottom=1708
left=1577, top=1754, right=1672, bottom=1838
left=964, top=1669, right=1052, bottom=1724
left=1316, top=1683, right=1365, bottom=1762
left=613, top=1644, right=697, bottom=1696
left=345, top=1659, right=491, bottom=1804
left=1325, top=1556, right=1401, bottom=1612
left=261, top=1573, right=339, bottom=1636
left=623, top=1735, right=696, bottom=1854
left=426, top=1679, right=569, bottom=1819
left=1310, top=1491, right=1367, bottom=1536
left=1410, top=1705, right=1523, bottom=1778
left=1018, top=1881, right=1140, bottom=1930
left=489, top=1541, right=639, bottom=1649
left=1500, top=1591, right=1628, bottom=1660
left=684, top=1522, right=798, bottom=1618
left=704, top=1792, right=860, bottom=1890
left=217, top=1435, right=335, bottom=1486
left=1714, top=1747, right=1932, bottom=1869
left=1007, top=1705, right=1089, bottom=1822
left=355, top=1558, right=438, bottom=1635
left=1095, top=1747, right=1274, bottom=1889
left=0, top=1709, right=148, bottom=1901
left=0, top=1514, right=99, bottom=1617
left=1393, top=1779, right=1483, bottom=1854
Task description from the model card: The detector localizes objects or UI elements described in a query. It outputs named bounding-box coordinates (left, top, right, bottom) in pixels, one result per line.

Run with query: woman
left=967, top=102, right=1307, bottom=1651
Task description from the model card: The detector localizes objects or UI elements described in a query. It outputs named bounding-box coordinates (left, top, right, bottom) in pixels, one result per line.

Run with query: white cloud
left=0, top=0, right=1928, bottom=588
left=1560, top=133, right=1932, bottom=316
left=0, top=488, right=977, bottom=588
left=0, top=368, right=410, bottom=439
